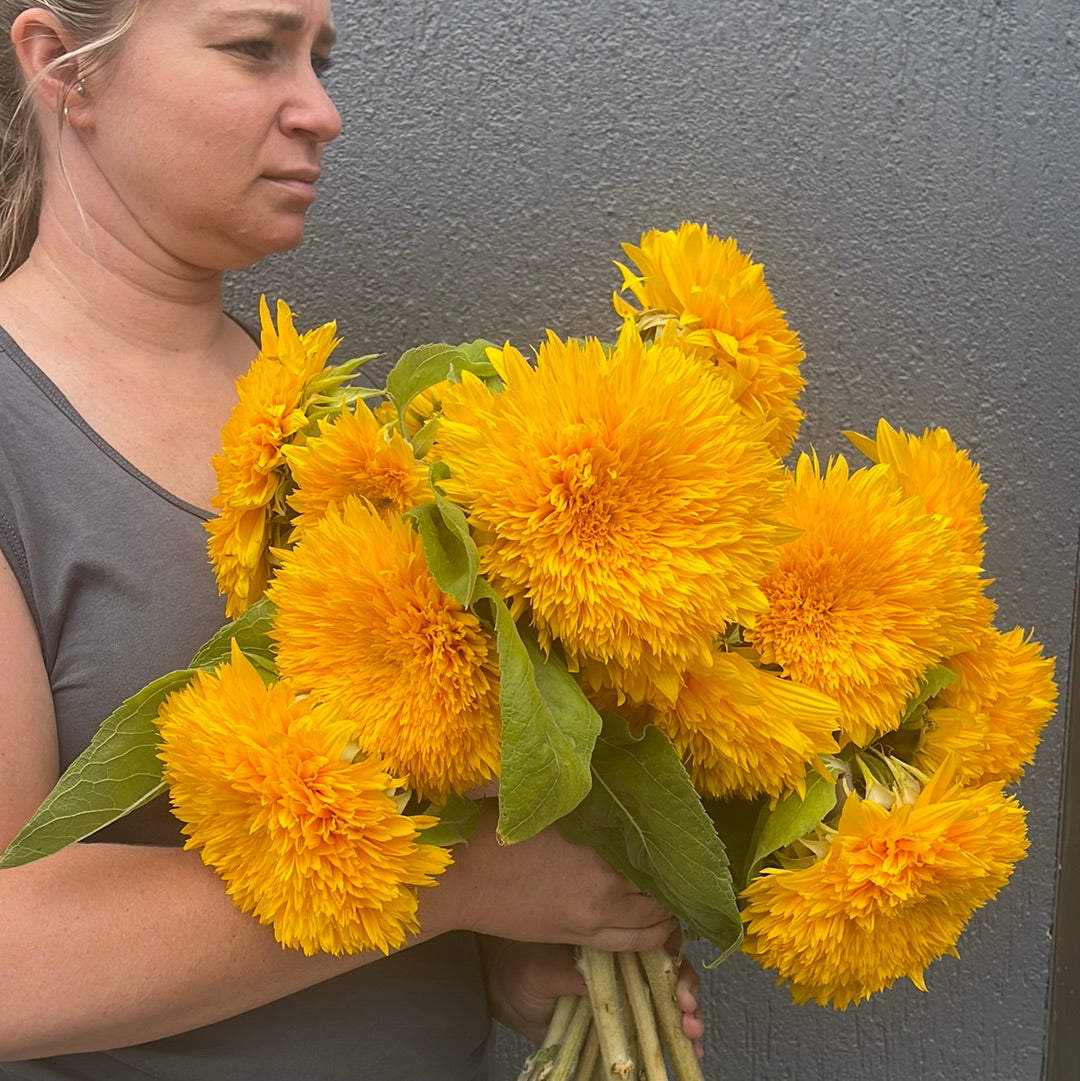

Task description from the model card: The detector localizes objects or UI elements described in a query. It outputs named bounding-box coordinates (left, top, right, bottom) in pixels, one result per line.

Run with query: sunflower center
left=383, top=603, right=493, bottom=708
left=545, top=443, right=625, bottom=557
left=760, top=567, right=847, bottom=655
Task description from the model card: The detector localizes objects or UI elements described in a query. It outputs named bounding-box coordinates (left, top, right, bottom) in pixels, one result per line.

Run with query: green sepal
left=410, top=417, right=441, bottom=460
left=0, top=669, right=196, bottom=869
left=470, top=582, right=599, bottom=844
left=189, top=596, right=278, bottom=676
left=562, top=715, right=743, bottom=962
left=385, top=340, right=499, bottom=437
left=408, top=492, right=479, bottom=608
left=416, top=793, right=483, bottom=848
left=742, top=764, right=842, bottom=884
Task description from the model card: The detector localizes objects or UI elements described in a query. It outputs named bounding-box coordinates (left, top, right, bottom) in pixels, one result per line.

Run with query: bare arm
left=0, top=556, right=676, bottom=1061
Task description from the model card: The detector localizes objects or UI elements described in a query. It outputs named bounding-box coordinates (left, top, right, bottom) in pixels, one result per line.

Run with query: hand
left=479, top=934, right=705, bottom=1056
left=478, top=939, right=584, bottom=1043
left=428, top=800, right=678, bottom=952
left=668, top=936, right=705, bottom=1060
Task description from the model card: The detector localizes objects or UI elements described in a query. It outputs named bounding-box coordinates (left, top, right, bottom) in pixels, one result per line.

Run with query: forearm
left=0, top=842, right=401, bottom=1059
left=0, top=797, right=680, bottom=1060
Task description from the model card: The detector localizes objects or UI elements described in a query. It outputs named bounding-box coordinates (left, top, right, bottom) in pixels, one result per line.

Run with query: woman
left=0, top=2, right=702, bottom=1078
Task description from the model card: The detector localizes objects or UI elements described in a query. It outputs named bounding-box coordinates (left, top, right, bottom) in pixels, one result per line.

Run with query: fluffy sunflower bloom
left=614, top=222, right=805, bottom=457
left=434, top=319, right=791, bottom=706
left=269, top=497, right=501, bottom=802
left=847, top=420, right=988, bottom=568
left=919, top=627, right=1057, bottom=785
left=653, top=650, right=839, bottom=800
left=740, top=761, right=1028, bottom=1008
left=157, top=643, right=452, bottom=956
left=284, top=402, right=432, bottom=537
left=206, top=298, right=342, bottom=617
left=747, top=453, right=986, bottom=747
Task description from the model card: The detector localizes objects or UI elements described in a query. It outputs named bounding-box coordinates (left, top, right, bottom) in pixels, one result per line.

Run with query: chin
left=220, top=226, right=308, bottom=270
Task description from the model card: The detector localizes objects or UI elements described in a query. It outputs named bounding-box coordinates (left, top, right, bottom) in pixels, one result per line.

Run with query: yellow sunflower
left=434, top=318, right=791, bottom=706
left=284, top=402, right=432, bottom=537
left=919, top=627, right=1057, bottom=785
left=156, top=642, right=452, bottom=956
left=653, top=650, right=840, bottom=800
left=912, top=704, right=989, bottom=784
left=747, top=453, right=986, bottom=747
left=206, top=298, right=342, bottom=618
left=269, top=496, right=501, bottom=802
left=614, top=222, right=805, bottom=457
left=740, top=761, right=1028, bottom=1008
left=847, top=420, right=987, bottom=568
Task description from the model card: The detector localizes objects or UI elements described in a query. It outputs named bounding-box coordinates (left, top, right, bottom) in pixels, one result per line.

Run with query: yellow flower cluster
left=283, top=403, right=432, bottom=538
left=614, top=221, right=806, bottom=457
left=269, top=497, right=501, bottom=803
left=735, top=418, right=1055, bottom=1007
left=157, top=643, right=452, bottom=956
left=435, top=318, right=791, bottom=708
left=653, top=651, right=840, bottom=800
left=173, top=225, right=1055, bottom=1001
left=748, top=450, right=987, bottom=748
left=205, top=298, right=341, bottom=618
left=741, top=761, right=1028, bottom=1008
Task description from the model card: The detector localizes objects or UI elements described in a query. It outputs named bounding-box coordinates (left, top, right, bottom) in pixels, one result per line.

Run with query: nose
left=280, top=68, right=342, bottom=144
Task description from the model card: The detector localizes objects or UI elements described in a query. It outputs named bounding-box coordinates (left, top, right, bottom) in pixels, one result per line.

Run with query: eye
left=312, top=53, right=334, bottom=79
left=228, top=40, right=275, bottom=61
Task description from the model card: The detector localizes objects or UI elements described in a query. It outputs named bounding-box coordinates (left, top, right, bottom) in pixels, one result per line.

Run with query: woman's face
left=75, top=0, right=341, bottom=270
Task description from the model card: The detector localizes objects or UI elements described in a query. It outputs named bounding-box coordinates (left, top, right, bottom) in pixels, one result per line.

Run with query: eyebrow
left=220, top=7, right=337, bottom=48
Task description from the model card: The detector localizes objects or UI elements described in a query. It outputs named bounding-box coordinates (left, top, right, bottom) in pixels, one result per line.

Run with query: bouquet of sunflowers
left=0, top=223, right=1056, bottom=1080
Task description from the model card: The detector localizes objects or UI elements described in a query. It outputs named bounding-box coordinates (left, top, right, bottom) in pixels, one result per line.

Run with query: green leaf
left=416, top=793, right=483, bottom=848
left=743, top=766, right=841, bottom=884
left=0, top=669, right=196, bottom=868
left=702, top=793, right=766, bottom=894
left=453, top=339, right=500, bottom=380
left=386, top=342, right=462, bottom=422
left=471, top=582, right=599, bottom=844
left=385, top=340, right=502, bottom=437
left=562, top=716, right=743, bottom=960
left=900, top=663, right=958, bottom=725
left=408, top=495, right=479, bottom=607
left=189, top=596, right=278, bottom=673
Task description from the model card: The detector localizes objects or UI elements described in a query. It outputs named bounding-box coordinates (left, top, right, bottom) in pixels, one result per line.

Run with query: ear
left=10, top=8, right=86, bottom=117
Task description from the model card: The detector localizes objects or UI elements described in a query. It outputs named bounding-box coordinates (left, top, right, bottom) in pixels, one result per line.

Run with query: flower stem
left=579, top=947, right=635, bottom=1079
left=518, top=995, right=580, bottom=1081
left=577, top=1024, right=601, bottom=1081
left=546, top=994, right=595, bottom=1081
left=617, top=951, right=669, bottom=1081
left=639, top=948, right=705, bottom=1081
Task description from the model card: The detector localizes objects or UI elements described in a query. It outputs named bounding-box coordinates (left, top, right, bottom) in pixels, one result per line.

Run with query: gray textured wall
left=224, top=1, right=1080, bottom=1078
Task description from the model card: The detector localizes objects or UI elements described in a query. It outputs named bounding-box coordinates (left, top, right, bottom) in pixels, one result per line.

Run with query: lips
left=269, top=168, right=321, bottom=184
left=264, top=170, right=321, bottom=202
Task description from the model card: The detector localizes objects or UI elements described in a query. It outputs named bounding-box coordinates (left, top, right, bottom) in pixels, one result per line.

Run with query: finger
left=584, top=915, right=679, bottom=953
left=605, top=893, right=674, bottom=929
left=674, top=962, right=700, bottom=1004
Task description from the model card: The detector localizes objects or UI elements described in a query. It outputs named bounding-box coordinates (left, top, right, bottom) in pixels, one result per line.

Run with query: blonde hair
left=0, top=0, right=142, bottom=278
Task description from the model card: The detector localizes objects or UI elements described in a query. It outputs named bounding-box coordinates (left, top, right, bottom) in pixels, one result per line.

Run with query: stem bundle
left=517, top=948, right=704, bottom=1081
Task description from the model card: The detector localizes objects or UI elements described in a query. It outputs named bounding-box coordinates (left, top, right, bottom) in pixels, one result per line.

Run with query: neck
left=2, top=199, right=233, bottom=360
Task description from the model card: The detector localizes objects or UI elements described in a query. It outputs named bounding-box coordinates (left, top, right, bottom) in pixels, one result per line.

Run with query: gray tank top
left=0, top=325, right=494, bottom=1080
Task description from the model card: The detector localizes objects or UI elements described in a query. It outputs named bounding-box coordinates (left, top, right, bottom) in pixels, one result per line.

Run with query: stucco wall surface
left=225, top=2, right=1080, bottom=1078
